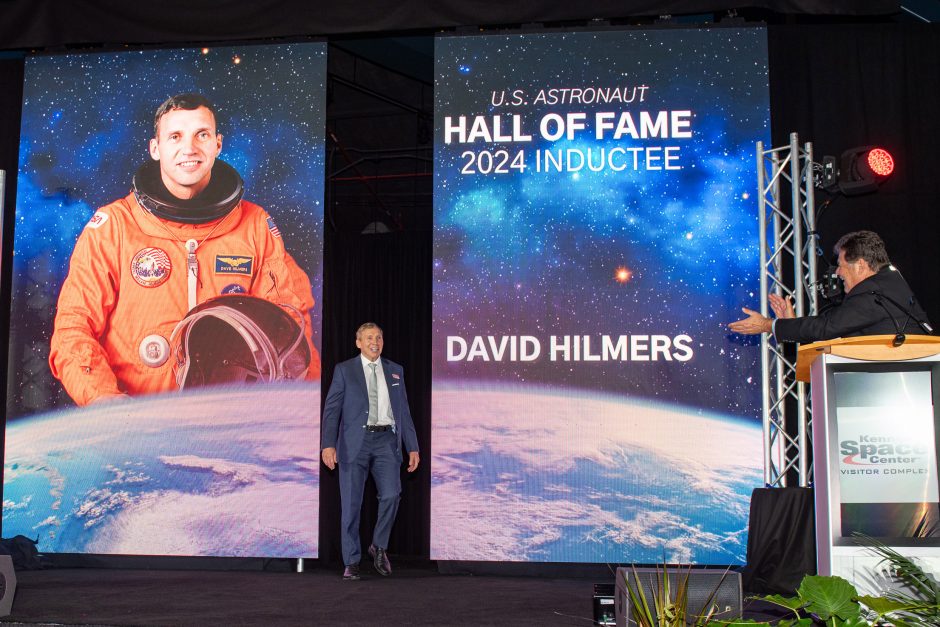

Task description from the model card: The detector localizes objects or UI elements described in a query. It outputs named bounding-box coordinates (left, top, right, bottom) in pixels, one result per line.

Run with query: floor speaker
left=614, top=567, right=742, bottom=627
left=593, top=582, right=616, bottom=626
left=0, top=555, right=16, bottom=616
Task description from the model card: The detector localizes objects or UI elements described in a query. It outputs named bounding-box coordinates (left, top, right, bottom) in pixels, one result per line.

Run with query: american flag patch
left=266, top=216, right=281, bottom=238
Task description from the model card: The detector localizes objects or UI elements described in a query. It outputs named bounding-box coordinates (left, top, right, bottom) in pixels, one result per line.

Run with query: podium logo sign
left=837, top=406, right=939, bottom=504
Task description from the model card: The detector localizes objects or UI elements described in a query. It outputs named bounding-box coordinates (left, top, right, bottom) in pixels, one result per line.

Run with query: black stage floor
left=2, top=562, right=605, bottom=626
left=0, top=561, right=786, bottom=626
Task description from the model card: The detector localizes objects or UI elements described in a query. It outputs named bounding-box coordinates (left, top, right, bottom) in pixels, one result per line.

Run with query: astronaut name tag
left=215, top=255, right=253, bottom=275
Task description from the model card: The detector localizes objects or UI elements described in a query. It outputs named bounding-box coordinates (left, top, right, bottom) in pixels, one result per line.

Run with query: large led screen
left=432, top=28, right=769, bottom=564
left=3, top=43, right=326, bottom=557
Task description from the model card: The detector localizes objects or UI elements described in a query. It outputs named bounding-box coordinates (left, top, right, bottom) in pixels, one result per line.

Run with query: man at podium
left=729, top=230, right=932, bottom=342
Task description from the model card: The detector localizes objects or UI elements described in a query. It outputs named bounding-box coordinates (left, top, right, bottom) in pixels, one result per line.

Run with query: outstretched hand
left=728, top=307, right=773, bottom=335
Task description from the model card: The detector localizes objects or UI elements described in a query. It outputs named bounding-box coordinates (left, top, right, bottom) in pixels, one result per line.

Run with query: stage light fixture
left=820, top=146, right=895, bottom=196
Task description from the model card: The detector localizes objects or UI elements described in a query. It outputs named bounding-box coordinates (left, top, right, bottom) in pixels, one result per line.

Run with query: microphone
left=871, top=291, right=934, bottom=335
left=870, top=291, right=935, bottom=347
left=872, top=294, right=906, bottom=347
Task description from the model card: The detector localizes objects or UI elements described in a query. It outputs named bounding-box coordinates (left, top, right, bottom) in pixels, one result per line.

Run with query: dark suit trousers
left=339, top=429, right=402, bottom=566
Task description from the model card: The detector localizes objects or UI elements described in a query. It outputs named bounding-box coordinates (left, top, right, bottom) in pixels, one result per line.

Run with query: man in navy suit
left=321, top=322, right=420, bottom=580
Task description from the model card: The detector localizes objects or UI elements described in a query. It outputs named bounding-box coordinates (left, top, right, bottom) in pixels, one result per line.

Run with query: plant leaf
left=854, top=532, right=940, bottom=604
left=797, top=575, right=860, bottom=621
left=878, top=603, right=940, bottom=627
left=858, top=594, right=910, bottom=614
left=755, top=593, right=805, bottom=611
left=830, top=616, right=869, bottom=627
left=626, top=567, right=656, bottom=627
left=772, top=619, right=814, bottom=627
left=872, top=614, right=919, bottom=627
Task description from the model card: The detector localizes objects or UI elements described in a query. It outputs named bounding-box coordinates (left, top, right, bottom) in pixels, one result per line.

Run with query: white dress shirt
left=360, top=354, right=394, bottom=426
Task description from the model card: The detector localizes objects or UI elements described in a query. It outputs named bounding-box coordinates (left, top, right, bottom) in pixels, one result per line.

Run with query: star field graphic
left=433, top=29, right=768, bottom=415
left=8, top=42, right=326, bottom=418
left=431, top=29, right=769, bottom=564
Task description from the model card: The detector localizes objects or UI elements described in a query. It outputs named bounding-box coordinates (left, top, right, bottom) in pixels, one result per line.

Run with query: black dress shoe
left=368, top=544, right=392, bottom=576
left=343, top=564, right=360, bottom=580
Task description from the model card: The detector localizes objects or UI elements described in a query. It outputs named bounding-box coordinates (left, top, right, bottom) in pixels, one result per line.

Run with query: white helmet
left=170, top=295, right=310, bottom=389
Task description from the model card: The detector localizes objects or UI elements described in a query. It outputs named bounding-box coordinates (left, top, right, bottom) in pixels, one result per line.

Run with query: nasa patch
left=86, top=211, right=109, bottom=229
left=130, top=247, right=172, bottom=288
left=221, top=283, right=247, bottom=295
left=215, top=255, right=253, bottom=275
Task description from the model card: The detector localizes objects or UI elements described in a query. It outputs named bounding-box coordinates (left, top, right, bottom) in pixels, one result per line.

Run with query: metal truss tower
left=755, top=133, right=819, bottom=488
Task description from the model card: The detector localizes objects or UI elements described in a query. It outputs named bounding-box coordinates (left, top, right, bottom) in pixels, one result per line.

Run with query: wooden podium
left=796, top=335, right=940, bottom=383
left=799, top=335, right=940, bottom=595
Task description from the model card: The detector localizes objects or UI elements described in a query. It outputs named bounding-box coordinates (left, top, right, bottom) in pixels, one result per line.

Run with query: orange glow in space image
left=614, top=266, right=633, bottom=283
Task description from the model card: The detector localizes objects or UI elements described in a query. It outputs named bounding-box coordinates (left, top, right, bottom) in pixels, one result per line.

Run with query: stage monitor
left=2, top=43, right=326, bottom=558
left=827, top=362, right=940, bottom=545
left=431, top=27, right=770, bottom=564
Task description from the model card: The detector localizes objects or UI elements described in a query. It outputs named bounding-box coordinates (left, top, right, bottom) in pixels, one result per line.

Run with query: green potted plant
left=621, top=535, right=940, bottom=626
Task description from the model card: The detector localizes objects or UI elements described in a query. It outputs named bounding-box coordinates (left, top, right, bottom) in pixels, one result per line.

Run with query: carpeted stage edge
left=0, top=558, right=789, bottom=626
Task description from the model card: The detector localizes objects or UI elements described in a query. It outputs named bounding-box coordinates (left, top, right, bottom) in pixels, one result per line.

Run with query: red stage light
left=866, top=148, right=894, bottom=177
left=820, top=145, right=896, bottom=196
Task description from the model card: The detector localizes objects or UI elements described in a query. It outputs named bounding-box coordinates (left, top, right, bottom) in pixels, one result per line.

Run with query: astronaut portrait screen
left=3, top=43, right=326, bottom=558
left=431, top=28, right=770, bottom=564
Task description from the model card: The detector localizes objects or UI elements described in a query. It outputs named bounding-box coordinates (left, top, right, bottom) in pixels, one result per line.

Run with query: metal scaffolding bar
left=755, top=133, right=817, bottom=488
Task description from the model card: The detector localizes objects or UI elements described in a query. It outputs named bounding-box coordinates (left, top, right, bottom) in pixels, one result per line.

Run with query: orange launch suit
left=49, top=193, right=321, bottom=405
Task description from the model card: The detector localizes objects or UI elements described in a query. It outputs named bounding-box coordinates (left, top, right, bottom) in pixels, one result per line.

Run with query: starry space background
left=432, top=28, right=770, bottom=419
left=6, top=42, right=326, bottom=419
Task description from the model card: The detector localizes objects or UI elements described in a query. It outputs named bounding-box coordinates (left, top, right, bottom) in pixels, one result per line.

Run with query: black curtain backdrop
left=0, top=58, right=24, bottom=478
left=767, top=24, right=939, bottom=324
left=320, top=230, right=432, bottom=562
left=1, top=22, right=938, bottom=565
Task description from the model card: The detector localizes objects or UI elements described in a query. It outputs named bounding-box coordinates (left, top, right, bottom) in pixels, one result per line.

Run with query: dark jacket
left=774, top=265, right=932, bottom=343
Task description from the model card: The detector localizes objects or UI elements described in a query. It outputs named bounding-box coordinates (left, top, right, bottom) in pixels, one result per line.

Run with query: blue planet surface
left=431, top=384, right=762, bottom=565
left=3, top=384, right=320, bottom=558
